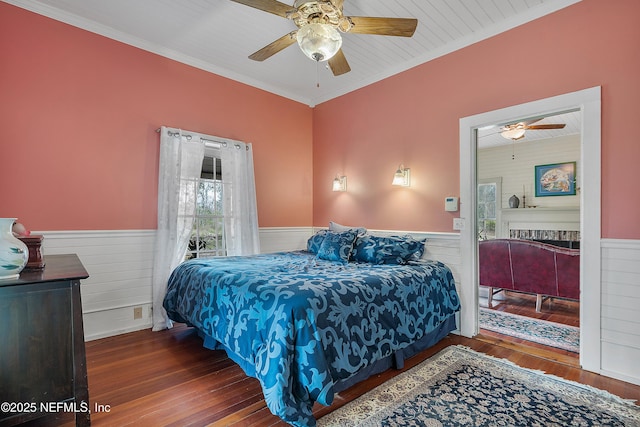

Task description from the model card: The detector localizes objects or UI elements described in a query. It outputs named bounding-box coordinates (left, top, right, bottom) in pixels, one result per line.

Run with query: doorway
left=475, top=111, right=581, bottom=354
left=458, top=87, right=602, bottom=373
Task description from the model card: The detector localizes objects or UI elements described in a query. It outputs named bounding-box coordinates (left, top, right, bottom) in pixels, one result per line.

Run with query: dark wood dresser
left=0, top=254, right=90, bottom=426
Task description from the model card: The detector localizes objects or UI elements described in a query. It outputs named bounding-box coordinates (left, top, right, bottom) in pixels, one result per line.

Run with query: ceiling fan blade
left=525, top=124, right=567, bottom=130
left=504, top=118, right=541, bottom=129
left=346, top=16, right=418, bottom=37
left=229, top=0, right=293, bottom=18
left=328, top=49, right=351, bottom=76
left=248, top=31, right=297, bottom=61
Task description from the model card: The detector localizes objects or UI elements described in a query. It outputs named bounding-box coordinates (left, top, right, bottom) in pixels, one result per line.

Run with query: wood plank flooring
left=36, top=293, right=640, bottom=426
left=478, top=291, right=582, bottom=366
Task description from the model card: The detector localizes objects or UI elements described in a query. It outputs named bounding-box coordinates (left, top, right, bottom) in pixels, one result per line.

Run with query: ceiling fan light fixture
left=296, top=23, right=342, bottom=62
left=501, top=128, right=526, bottom=141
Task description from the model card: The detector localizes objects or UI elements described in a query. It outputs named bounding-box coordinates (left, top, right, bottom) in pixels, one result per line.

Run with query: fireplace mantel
left=498, top=206, right=580, bottom=239
left=502, top=207, right=580, bottom=211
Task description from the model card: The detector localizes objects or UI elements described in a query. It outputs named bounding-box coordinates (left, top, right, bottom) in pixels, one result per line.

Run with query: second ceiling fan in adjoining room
left=231, top=0, right=418, bottom=76
left=500, top=119, right=566, bottom=141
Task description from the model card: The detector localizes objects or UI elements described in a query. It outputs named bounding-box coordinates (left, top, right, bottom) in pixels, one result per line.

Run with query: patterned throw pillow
left=307, top=229, right=329, bottom=254
left=352, top=235, right=426, bottom=264
left=328, top=221, right=367, bottom=236
left=316, top=230, right=358, bottom=263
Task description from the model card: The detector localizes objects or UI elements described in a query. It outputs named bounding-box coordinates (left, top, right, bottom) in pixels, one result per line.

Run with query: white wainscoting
left=259, top=227, right=313, bottom=253
left=600, top=238, right=640, bottom=385
left=35, top=227, right=460, bottom=341
left=37, top=228, right=314, bottom=340
left=38, top=230, right=156, bottom=341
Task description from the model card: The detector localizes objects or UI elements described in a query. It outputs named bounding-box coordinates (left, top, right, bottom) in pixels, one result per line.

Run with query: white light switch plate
left=453, top=218, right=465, bottom=230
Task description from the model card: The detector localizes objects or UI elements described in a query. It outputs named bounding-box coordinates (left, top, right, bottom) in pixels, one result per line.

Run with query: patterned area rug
left=479, top=307, right=580, bottom=353
left=318, top=345, right=640, bottom=426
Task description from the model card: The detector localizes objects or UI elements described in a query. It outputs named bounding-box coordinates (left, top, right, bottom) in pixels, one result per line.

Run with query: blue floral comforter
left=163, top=251, right=460, bottom=426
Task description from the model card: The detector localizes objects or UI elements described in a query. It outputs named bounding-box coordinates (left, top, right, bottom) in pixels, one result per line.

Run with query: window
left=477, top=178, right=501, bottom=240
left=186, top=148, right=226, bottom=259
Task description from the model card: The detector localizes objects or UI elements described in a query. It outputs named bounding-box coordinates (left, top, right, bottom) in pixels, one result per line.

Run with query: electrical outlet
left=133, top=307, right=143, bottom=319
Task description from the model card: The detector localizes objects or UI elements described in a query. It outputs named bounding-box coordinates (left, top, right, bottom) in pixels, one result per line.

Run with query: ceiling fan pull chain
left=316, top=61, right=320, bottom=88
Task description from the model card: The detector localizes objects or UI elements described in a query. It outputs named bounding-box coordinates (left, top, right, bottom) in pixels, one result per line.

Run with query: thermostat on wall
left=445, top=197, right=458, bottom=212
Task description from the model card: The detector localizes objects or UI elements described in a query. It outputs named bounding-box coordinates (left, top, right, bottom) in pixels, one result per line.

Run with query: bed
left=163, top=229, right=460, bottom=426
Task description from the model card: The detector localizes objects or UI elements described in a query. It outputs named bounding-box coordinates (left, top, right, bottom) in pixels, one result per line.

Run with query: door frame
left=458, top=86, right=601, bottom=372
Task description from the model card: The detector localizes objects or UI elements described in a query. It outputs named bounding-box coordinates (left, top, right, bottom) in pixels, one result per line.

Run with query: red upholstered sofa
left=479, top=239, right=580, bottom=312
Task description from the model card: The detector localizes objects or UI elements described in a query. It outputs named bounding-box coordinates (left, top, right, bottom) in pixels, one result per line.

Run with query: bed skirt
left=194, top=313, right=457, bottom=396
left=333, top=314, right=457, bottom=393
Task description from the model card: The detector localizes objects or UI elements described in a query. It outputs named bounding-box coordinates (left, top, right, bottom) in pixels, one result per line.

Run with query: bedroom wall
left=0, top=2, right=315, bottom=340
left=312, top=0, right=640, bottom=385
left=0, top=2, right=313, bottom=231
left=312, top=0, right=640, bottom=241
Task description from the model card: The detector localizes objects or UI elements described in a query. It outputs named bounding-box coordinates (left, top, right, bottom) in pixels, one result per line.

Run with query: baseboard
left=84, top=303, right=153, bottom=341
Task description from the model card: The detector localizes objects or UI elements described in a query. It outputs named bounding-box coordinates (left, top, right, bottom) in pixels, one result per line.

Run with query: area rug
left=318, top=345, right=640, bottom=426
left=479, top=307, right=580, bottom=353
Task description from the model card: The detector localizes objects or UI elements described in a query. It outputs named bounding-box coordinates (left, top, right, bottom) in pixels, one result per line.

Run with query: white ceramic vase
left=0, top=218, right=29, bottom=280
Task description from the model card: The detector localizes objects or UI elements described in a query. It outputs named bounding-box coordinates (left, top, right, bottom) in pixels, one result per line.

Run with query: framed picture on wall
left=534, top=161, right=576, bottom=196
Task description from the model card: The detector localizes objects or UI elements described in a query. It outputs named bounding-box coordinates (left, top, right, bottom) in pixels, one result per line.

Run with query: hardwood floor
left=478, top=290, right=582, bottom=366
left=481, top=290, right=580, bottom=327
left=38, top=295, right=639, bottom=427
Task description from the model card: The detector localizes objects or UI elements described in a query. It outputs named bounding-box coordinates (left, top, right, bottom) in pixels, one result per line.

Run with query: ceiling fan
left=500, top=119, right=566, bottom=141
left=230, top=0, right=418, bottom=76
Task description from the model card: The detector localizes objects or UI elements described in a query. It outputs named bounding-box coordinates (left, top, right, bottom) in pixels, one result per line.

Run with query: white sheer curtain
left=220, top=141, right=260, bottom=256
left=151, top=127, right=204, bottom=331
left=151, top=128, right=260, bottom=331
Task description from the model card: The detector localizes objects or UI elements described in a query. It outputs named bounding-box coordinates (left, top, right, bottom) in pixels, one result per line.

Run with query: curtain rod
left=156, top=127, right=219, bottom=145
left=156, top=127, right=248, bottom=150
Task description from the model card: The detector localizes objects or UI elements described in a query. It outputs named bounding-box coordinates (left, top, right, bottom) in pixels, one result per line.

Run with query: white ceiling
left=6, top=0, right=581, bottom=107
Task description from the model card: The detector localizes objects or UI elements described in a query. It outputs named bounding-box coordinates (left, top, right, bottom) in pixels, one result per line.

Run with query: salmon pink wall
left=312, top=0, right=640, bottom=239
left=0, top=3, right=313, bottom=231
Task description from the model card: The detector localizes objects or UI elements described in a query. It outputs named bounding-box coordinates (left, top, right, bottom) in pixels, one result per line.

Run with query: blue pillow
left=352, top=235, right=426, bottom=264
left=316, top=230, right=358, bottom=263
left=307, top=230, right=329, bottom=254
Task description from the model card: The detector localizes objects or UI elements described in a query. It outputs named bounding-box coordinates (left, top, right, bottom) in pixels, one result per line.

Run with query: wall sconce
left=332, top=175, right=347, bottom=192
left=392, top=165, right=410, bottom=187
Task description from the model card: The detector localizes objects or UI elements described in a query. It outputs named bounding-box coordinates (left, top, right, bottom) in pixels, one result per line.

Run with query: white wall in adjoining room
left=478, top=134, right=580, bottom=210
